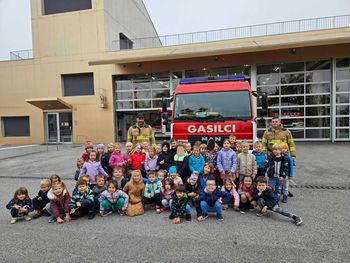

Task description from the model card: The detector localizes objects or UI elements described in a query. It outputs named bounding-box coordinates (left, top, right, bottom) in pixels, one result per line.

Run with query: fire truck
left=161, top=75, right=268, bottom=145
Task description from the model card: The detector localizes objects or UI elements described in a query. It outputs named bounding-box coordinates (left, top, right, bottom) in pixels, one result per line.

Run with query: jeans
left=142, top=193, right=161, bottom=207
left=169, top=200, right=191, bottom=214
left=281, top=176, right=289, bottom=196
left=45, top=203, right=65, bottom=218
left=161, top=198, right=171, bottom=207
left=10, top=208, right=29, bottom=218
left=100, top=198, right=125, bottom=211
left=200, top=201, right=222, bottom=216
left=257, top=198, right=295, bottom=219
left=268, top=177, right=283, bottom=200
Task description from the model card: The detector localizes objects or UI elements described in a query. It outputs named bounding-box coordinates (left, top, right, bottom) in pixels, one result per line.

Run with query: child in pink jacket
left=221, top=177, right=239, bottom=211
left=109, top=143, right=127, bottom=173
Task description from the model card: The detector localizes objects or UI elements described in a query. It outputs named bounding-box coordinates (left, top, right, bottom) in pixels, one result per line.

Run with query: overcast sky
left=0, top=0, right=349, bottom=60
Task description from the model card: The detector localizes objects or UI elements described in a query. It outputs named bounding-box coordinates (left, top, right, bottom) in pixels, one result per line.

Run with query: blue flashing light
left=179, top=74, right=247, bottom=84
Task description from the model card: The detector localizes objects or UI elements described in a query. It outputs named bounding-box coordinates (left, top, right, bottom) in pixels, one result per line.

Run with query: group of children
left=6, top=135, right=303, bottom=226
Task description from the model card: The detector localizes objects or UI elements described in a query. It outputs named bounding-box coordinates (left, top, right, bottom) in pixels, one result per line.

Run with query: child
left=238, top=175, right=255, bottom=212
left=157, top=141, right=173, bottom=171
left=99, top=180, right=129, bottom=216
left=125, top=142, right=134, bottom=178
left=197, top=178, right=231, bottom=221
left=157, top=169, right=167, bottom=184
left=92, top=174, right=107, bottom=213
left=252, top=141, right=267, bottom=178
left=141, top=141, right=150, bottom=154
left=50, top=174, right=61, bottom=184
left=199, top=144, right=215, bottom=166
left=199, top=163, right=215, bottom=190
left=161, top=178, right=175, bottom=211
left=252, top=176, right=302, bottom=226
left=79, top=150, right=108, bottom=186
left=169, top=184, right=191, bottom=224
left=172, top=143, right=189, bottom=181
left=266, top=143, right=289, bottom=200
left=112, top=166, right=128, bottom=190
left=236, top=141, right=257, bottom=183
left=81, top=140, right=93, bottom=161
left=281, top=142, right=294, bottom=203
left=101, top=143, right=114, bottom=178
left=229, top=134, right=237, bottom=150
left=236, top=142, right=243, bottom=154
left=96, top=143, right=105, bottom=162
left=74, top=158, right=84, bottom=181
left=6, top=187, right=33, bottom=224
left=155, top=144, right=162, bottom=155
left=123, top=170, right=145, bottom=217
left=129, top=144, right=146, bottom=176
left=109, top=143, right=128, bottom=173
left=188, top=145, right=205, bottom=174
left=69, top=179, right=95, bottom=219
left=185, top=173, right=200, bottom=205
left=47, top=181, right=71, bottom=223
left=169, top=166, right=183, bottom=186
left=32, top=179, right=51, bottom=218
left=217, top=139, right=237, bottom=185
left=144, top=146, right=159, bottom=173
left=143, top=171, right=163, bottom=213
left=221, top=178, right=239, bottom=211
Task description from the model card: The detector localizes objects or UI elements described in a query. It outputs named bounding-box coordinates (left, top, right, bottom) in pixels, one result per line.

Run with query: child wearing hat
left=168, top=166, right=183, bottom=186
left=81, top=140, right=93, bottom=161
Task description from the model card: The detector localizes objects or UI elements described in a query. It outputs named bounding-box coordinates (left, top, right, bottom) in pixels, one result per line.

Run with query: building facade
left=0, top=2, right=349, bottom=144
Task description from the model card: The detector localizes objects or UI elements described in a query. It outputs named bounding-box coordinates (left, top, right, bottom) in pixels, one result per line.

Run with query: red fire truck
left=162, top=75, right=268, bottom=145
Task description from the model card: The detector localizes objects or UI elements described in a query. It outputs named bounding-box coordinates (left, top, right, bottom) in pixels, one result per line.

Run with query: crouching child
left=169, top=184, right=191, bottom=224
left=70, top=179, right=95, bottom=219
left=99, top=180, right=129, bottom=216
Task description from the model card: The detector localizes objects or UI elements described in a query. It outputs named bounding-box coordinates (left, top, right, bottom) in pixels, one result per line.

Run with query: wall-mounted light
left=291, top=48, right=296, bottom=54
left=99, top=88, right=106, bottom=108
left=137, top=63, right=142, bottom=67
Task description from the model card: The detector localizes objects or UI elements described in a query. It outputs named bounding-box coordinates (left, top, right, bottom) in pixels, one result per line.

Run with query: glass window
left=306, top=118, right=330, bottom=127
left=336, top=117, right=350, bottom=127
left=290, top=129, right=304, bottom=139
left=134, top=82, right=150, bottom=90
left=306, top=106, right=330, bottom=116
left=281, top=96, right=304, bottom=106
left=281, top=73, right=304, bottom=84
left=280, top=118, right=304, bottom=128
left=336, top=105, right=349, bottom=115
left=280, top=62, right=304, bottom=73
left=281, top=85, right=304, bottom=95
left=152, top=99, right=170, bottom=108
left=119, top=33, right=133, bottom=50
left=306, top=95, right=330, bottom=105
left=43, top=0, right=91, bottom=15
left=2, top=116, right=30, bottom=137
left=336, top=82, right=350, bottom=92
left=336, top=69, right=350, bottom=80
left=134, top=90, right=151, bottom=100
left=62, top=73, right=94, bottom=96
left=257, top=86, right=279, bottom=96
left=257, top=74, right=279, bottom=85
left=306, top=129, right=330, bottom=139
left=306, top=60, right=331, bottom=70
left=336, top=129, right=349, bottom=138
left=135, top=100, right=151, bottom=109
left=257, top=64, right=280, bottom=74
left=152, top=89, right=170, bottom=99
left=336, top=94, right=350, bottom=104
left=117, top=91, right=133, bottom=100
left=306, top=71, right=331, bottom=82
left=306, top=83, right=330, bottom=93
left=258, top=97, right=279, bottom=108
left=117, top=101, right=133, bottom=109
left=336, top=58, right=350, bottom=68
left=117, top=81, right=133, bottom=91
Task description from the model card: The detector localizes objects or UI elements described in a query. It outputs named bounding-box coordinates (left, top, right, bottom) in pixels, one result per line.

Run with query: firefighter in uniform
left=127, top=113, right=156, bottom=147
left=262, top=117, right=296, bottom=159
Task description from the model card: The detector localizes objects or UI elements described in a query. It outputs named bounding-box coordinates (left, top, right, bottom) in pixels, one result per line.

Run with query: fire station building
left=0, top=0, right=350, bottom=144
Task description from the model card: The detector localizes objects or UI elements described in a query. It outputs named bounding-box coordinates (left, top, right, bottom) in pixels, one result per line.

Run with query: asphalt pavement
left=0, top=142, right=349, bottom=263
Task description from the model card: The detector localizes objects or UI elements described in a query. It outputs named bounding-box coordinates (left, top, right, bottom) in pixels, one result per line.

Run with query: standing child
left=168, top=166, right=183, bottom=186
left=79, top=150, right=108, bottom=187
left=144, top=146, right=159, bottom=173
left=125, top=142, right=134, bottom=178
left=199, top=163, right=215, bottom=190
left=155, top=144, right=162, bottom=155
left=123, top=170, right=145, bottom=217
left=143, top=171, right=163, bottom=213
left=281, top=142, right=294, bottom=203
left=112, top=166, right=128, bottom=190
left=99, top=180, right=129, bottom=216
left=81, top=140, right=94, bottom=161
left=32, top=179, right=51, bottom=218
left=236, top=141, right=257, bottom=183
left=96, top=144, right=105, bottom=162
left=69, top=179, right=95, bottom=219
left=235, top=142, right=243, bottom=154
left=238, top=175, right=255, bottom=212
left=199, top=144, right=215, bottom=166
left=141, top=141, right=150, bottom=154
left=157, top=141, right=173, bottom=171
left=6, top=187, right=33, bottom=224
left=101, top=143, right=114, bottom=178
left=229, top=134, right=237, bottom=150
left=188, top=145, right=205, bottom=175
left=129, top=144, right=146, bottom=177
left=160, top=178, right=175, bottom=211
left=252, top=141, right=267, bottom=178
left=74, top=158, right=84, bottom=181
left=221, top=178, right=239, bottom=211
left=252, top=176, right=302, bottom=225
left=217, top=139, right=237, bottom=185
left=47, top=181, right=71, bottom=224
left=109, top=143, right=128, bottom=173
left=169, top=184, right=191, bottom=224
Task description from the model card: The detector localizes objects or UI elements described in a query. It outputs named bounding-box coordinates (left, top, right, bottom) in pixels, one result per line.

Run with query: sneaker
left=88, top=213, right=96, bottom=220
left=293, top=216, right=303, bottom=226
left=33, top=210, right=43, bottom=219
left=239, top=210, right=245, bottom=214
left=169, top=213, right=176, bottom=220
left=288, top=191, right=294, bottom=197
left=282, top=195, right=288, bottom=203
left=24, top=215, right=32, bottom=221
left=48, top=216, right=55, bottom=223
left=10, top=218, right=17, bottom=224
left=256, top=212, right=266, bottom=217
left=202, top=214, right=208, bottom=220
left=185, top=214, right=192, bottom=221
left=100, top=210, right=112, bottom=217
left=217, top=214, right=224, bottom=221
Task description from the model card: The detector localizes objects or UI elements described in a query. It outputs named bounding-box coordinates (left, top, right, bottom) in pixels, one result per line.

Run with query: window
left=62, top=73, right=94, bottom=96
left=2, top=116, right=30, bottom=137
left=119, top=33, right=133, bottom=50
left=43, top=0, right=92, bottom=15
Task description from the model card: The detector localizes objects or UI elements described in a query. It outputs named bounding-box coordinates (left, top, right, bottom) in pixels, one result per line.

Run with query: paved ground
left=0, top=142, right=349, bottom=263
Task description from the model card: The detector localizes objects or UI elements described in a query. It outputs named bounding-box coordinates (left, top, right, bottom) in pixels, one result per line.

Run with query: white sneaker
left=10, top=218, right=17, bottom=224
left=24, top=215, right=32, bottom=221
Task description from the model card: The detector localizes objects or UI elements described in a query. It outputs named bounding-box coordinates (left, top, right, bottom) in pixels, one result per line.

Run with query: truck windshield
left=174, top=90, right=252, bottom=121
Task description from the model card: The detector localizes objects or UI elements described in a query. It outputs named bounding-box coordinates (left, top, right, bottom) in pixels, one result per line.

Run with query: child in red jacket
left=128, top=144, right=146, bottom=177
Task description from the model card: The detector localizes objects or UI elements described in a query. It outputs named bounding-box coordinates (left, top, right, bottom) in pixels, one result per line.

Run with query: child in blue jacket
left=252, top=141, right=267, bottom=178
left=188, top=145, right=205, bottom=174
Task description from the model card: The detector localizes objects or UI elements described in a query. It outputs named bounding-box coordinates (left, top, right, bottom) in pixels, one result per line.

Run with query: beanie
left=168, top=166, right=177, bottom=174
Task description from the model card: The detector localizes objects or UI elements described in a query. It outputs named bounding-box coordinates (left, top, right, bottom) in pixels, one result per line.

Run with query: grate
left=290, top=185, right=350, bottom=190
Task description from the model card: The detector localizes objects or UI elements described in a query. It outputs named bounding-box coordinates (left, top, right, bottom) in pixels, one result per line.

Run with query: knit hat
left=84, top=141, right=93, bottom=149
left=96, top=143, right=105, bottom=149
left=168, top=166, right=177, bottom=174
left=189, top=173, right=198, bottom=182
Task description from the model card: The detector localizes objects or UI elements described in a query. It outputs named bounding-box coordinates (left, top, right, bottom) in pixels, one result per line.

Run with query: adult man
left=262, top=117, right=296, bottom=160
left=127, top=113, right=156, bottom=146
